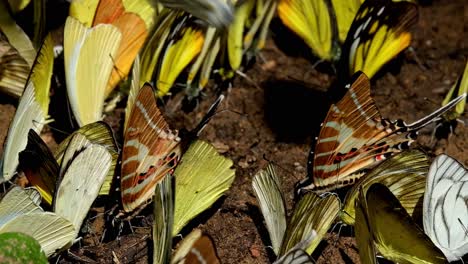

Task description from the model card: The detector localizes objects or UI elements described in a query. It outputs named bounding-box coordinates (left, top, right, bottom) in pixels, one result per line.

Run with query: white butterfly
left=423, top=154, right=468, bottom=262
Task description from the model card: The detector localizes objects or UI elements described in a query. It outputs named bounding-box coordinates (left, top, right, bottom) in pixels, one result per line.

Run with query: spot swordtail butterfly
left=121, top=83, right=224, bottom=213
left=298, top=71, right=466, bottom=193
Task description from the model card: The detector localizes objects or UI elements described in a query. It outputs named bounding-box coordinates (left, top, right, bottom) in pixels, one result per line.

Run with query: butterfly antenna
left=192, top=94, right=225, bottom=136
left=406, top=93, right=466, bottom=130
left=235, top=70, right=261, bottom=89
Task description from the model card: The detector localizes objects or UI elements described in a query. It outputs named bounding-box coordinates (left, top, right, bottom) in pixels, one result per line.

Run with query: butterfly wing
left=93, top=0, right=149, bottom=95
left=331, top=0, right=363, bottom=43
left=354, top=186, right=377, bottom=264
left=0, top=38, right=30, bottom=97
left=121, top=84, right=181, bottom=213
left=172, top=229, right=221, bottom=264
left=311, top=72, right=395, bottom=190
left=1, top=35, right=54, bottom=182
left=0, top=186, right=43, bottom=226
left=279, top=193, right=340, bottom=255
left=18, top=129, right=59, bottom=205
left=341, top=149, right=428, bottom=225
left=277, top=0, right=338, bottom=61
left=173, top=140, right=235, bottom=235
left=252, top=164, right=287, bottom=255
left=54, top=121, right=118, bottom=195
left=308, top=72, right=460, bottom=192
left=366, top=183, right=446, bottom=263
left=157, top=17, right=204, bottom=96
left=159, top=0, right=234, bottom=28
left=64, top=16, right=122, bottom=126
left=0, top=187, right=75, bottom=257
left=423, top=155, right=468, bottom=261
left=54, top=140, right=111, bottom=238
left=340, top=0, right=418, bottom=79
left=153, top=175, right=174, bottom=264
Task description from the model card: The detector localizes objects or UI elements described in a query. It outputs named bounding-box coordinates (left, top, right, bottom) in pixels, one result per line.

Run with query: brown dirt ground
left=0, top=0, right=466, bottom=263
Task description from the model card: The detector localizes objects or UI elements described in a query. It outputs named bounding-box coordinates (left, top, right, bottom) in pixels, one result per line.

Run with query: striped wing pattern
left=311, top=72, right=415, bottom=191
left=341, top=150, right=428, bottom=226
left=121, top=84, right=181, bottom=213
left=0, top=38, right=29, bottom=97
left=279, top=193, right=339, bottom=256
left=341, top=0, right=418, bottom=79
left=423, top=155, right=468, bottom=262
left=252, top=164, right=287, bottom=255
left=184, top=235, right=220, bottom=264
left=274, top=248, right=313, bottom=264
left=172, top=229, right=220, bottom=264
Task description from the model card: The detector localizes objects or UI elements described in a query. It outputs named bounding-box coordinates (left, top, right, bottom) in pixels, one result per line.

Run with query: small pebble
left=250, top=246, right=261, bottom=258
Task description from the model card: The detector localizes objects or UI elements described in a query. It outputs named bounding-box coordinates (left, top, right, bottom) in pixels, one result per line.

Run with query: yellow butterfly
left=173, top=140, right=235, bottom=235
left=355, top=183, right=447, bottom=264
left=277, top=0, right=418, bottom=79
left=63, top=16, right=121, bottom=126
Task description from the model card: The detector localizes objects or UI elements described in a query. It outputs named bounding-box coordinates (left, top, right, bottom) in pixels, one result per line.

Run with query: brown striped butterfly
left=121, top=84, right=182, bottom=213
left=121, top=83, right=224, bottom=214
left=299, top=71, right=466, bottom=193
left=171, top=229, right=221, bottom=264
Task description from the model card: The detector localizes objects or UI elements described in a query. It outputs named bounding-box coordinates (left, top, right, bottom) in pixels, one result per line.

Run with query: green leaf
left=0, top=232, right=47, bottom=264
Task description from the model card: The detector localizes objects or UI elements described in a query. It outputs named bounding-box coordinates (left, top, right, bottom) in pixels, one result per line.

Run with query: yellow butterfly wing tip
left=31, top=34, right=54, bottom=115
left=158, top=29, right=204, bottom=97
left=69, top=0, right=100, bottom=27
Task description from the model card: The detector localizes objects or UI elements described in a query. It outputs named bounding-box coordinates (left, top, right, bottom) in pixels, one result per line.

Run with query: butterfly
left=1, top=35, right=54, bottom=183
left=159, top=0, right=234, bottom=28
left=0, top=36, right=30, bottom=97
left=121, top=82, right=226, bottom=214
left=63, top=16, right=122, bottom=126
left=277, top=0, right=418, bottom=79
left=92, top=0, right=153, bottom=95
left=152, top=143, right=234, bottom=263
left=19, top=122, right=118, bottom=205
left=434, top=60, right=467, bottom=139
left=0, top=186, right=75, bottom=257
left=121, top=83, right=182, bottom=213
left=423, top=154, right=468, bottom=262
left=355, top=183, right=446, bottom=264
left=171, top=229, right=221, bottom=264
left=172, top=139, right=235, bottom=235
left=252, top=164, right=339, bottom=257
left=273, top=248, right=314, bottom=264
left=18, top=129, right=113, bottom=239
left=155, top=15, right=205, bottom=97
left=341, top=149, right=428, bottom=226
left=299, top=71, right=466, bottom=193
left=0, top=0, right=36, bottom=67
